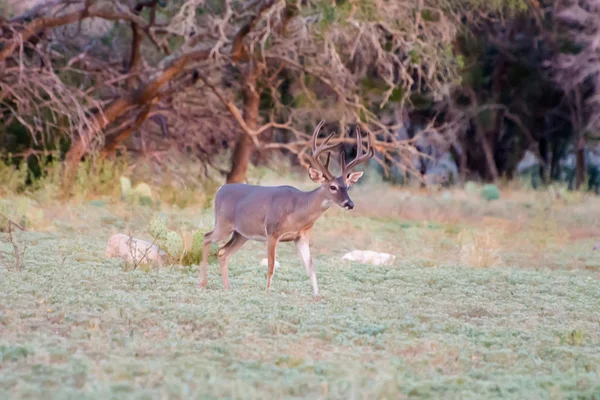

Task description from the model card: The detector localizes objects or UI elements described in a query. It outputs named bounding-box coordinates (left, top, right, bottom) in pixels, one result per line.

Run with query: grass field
left=1, top=177, right=600, bottom=399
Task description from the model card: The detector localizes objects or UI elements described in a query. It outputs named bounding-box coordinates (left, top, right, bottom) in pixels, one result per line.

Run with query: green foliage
left=0, top=345, right=31, bottom=362
left=164, top=230, right=184, bottom=260
left=148, top=214, right=168, bottom=240
left=410, top=93, right=434, bottom=110
left=388, top=87, right=405, bottom=103
left=408, top=49, right=420, bottom=64
left=119, top=177, right=132, bottom=198
left=120, top=180, right=156, bottom=207
left=191, top=230, right=203, bottom=257
left=182, top=230, right=204, bottom=266
left=421, top=9, right=441, bottom=22
left=315, top=0, right=377, bottom=31
left=465, top=181, right=479, bottom=193
left=321, top=2, right=336, bottom=25
left=147, top=213, right=206, bottom=266
left=461, top=0, right=528, bottom=14
left=481, top=184, right=501, bottom=201
left=73, top=157, right=128, bottom=199
left=0, top=158, right=28, bottom=195
left=558, top=39, right=583, bottom=55
left=88, top=199, right=106, bottom=207
left=0, top=196, right=44, bottom=231
left=292, top=93, right=311, bottom=108
left=200, top=178, right=222, bottom=210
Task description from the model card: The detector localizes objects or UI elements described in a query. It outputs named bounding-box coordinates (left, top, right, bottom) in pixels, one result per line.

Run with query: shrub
left=481, top=184, right=500, bottom=201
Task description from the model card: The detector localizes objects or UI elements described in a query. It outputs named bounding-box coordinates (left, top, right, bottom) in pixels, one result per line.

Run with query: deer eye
left=329, top=185, right=337, bottom=192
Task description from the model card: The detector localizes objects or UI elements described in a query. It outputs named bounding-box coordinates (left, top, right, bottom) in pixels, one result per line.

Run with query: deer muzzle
left=342, top=200, right=354, bottom=210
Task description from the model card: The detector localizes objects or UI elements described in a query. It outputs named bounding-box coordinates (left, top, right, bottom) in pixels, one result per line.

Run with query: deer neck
left=297, top=187, right=332, bottom=224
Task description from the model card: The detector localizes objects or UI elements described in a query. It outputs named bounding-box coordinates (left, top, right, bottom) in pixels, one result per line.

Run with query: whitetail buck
left=199, top=120, right=373, bottom=297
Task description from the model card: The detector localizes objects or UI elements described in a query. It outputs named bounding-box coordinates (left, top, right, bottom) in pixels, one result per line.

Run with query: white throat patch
left=321, top=199, right=332, bottom=209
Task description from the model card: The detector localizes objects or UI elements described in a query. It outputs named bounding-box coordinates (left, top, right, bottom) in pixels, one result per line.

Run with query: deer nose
left=343, top=200, right=354, bottom=210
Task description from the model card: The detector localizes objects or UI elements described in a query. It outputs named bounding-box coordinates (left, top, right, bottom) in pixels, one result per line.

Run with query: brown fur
left=199, top=121, right=373, bottom=296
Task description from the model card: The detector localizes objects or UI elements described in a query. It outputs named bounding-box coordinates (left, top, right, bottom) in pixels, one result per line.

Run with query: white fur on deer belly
left=239, top=233, right=267, bottom=241
left=341, top=250, right=396, bottom=266
left=260, top=258, right=281, bottom=269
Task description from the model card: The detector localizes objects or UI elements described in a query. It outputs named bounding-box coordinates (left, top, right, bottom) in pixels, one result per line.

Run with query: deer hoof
left=199, top=280, right=208, bottom=288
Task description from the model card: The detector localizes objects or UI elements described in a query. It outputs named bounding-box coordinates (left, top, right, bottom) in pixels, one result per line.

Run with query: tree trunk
left=450, top=142, right=466, bottom=184
left=575, top=135, right=586, bottom=190
left=466, top=90, right=498, bottom=182
left=538, top=137, right=549, bottom=185
left=550, top=137, right=562, bottom=181
left=252, top=127, right=273, bottom=167
left=459, top=142, right=467, bottom=183
left=226, top=134, right=254, bottom=184
left=476, top=127, right=499, bottom=182
left=59, top=50, right=211, bottom=197
left=226, top=64, right=261, bottom=184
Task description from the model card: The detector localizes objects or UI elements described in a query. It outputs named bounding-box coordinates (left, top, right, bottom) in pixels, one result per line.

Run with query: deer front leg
left=265, top=236, right=279, bottom=293
left=295, top=234, right=319, bottom=297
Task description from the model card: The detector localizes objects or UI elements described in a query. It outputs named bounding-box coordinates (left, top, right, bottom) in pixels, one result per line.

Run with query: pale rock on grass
left=341, top=250, right=396, bottom=266
left=105, top=233, right=166, bottom=266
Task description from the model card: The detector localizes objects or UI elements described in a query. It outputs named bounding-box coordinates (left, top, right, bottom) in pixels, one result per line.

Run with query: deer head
left=307, top=120, right=374, bottom=210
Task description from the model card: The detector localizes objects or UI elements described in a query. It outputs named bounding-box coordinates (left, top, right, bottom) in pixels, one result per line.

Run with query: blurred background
left=1, top=0, right=599, bottom=200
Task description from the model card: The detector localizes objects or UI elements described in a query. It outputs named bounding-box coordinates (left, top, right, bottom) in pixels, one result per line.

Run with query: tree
left=1, top=0, right=469, bottom=188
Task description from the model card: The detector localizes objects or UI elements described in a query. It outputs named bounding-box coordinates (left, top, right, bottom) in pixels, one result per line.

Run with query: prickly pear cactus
left=481, top=184, right=500, bottom=201
left=190, top=230, right=204, bottom=263
left=120, top=176, right=132, bottom=197
left=148, top=214, right=168, bottom=239
left=133, top=182, right=152, bottom=198
left=165, top=230, right=184, bottom=259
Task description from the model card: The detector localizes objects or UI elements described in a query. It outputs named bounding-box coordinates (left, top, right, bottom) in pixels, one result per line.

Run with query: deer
left=198, top=120, right=374, bottom=297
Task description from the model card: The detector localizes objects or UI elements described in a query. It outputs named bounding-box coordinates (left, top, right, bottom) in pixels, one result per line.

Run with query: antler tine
left=342, top=126, right=374, bottom=176
left=309, top=120, right=340, bottom=179
left=311, top=120, right=326, bottom=153
left=339, top=149, right=346, bottom=172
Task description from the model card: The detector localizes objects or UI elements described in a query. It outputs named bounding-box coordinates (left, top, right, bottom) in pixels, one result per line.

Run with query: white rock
left=341, top=250, right=396, bottom=266
left=105, top=233, right=166, bottom=266
left=260, top=258, right=281, bottom=269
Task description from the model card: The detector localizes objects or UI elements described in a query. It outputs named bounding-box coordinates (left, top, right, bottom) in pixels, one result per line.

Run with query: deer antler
left=308, top=120, right=341, bottom=180
left=341, top=125, right=374, bottom=178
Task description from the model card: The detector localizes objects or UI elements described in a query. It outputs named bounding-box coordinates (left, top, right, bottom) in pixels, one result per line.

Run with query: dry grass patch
left=457, top=228, right=503, bottom=269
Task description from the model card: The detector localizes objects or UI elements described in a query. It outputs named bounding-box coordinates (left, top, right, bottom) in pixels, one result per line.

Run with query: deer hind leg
left=295, top=235, right=319, bottom=297
left=217, top=232, right=247, bottom=290
left=199, top=230, right=213, bottom=288
left=265, top=236, right=279, bottom=293
left=199, top=225, right=232, bottom=288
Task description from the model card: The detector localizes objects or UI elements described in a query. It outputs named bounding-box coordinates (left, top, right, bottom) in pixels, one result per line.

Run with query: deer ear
left=308, top=167, right=327, bottom=183
left=346, top=171, right=364, bottom=186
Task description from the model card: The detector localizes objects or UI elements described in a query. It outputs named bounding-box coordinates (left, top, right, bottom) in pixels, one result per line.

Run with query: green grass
left=1, top=182, right=600, bottom=399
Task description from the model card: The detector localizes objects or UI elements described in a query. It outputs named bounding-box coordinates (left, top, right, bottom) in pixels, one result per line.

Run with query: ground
left=1, top=177, right=599, bottom=399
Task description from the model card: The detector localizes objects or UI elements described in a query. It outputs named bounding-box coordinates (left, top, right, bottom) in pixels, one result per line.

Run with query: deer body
left=199, top=121, right=373, bottom=297
left=213, top=183, right=332, bottom=242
